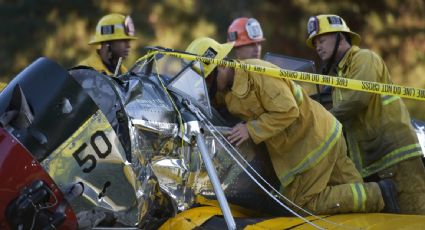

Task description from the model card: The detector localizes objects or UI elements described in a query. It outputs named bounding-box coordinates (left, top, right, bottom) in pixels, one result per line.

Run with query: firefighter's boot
left=378, top=179, right=400, bottom=213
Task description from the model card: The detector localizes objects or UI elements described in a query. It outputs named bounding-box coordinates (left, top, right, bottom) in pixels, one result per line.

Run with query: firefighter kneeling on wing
left=184, top=37, right=400, bottom=214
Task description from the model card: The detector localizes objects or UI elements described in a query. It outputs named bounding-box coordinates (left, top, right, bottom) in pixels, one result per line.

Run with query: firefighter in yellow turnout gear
left=79, top=13, right=138, bottom=76
left=306, top=14, right=425, bottom=214
left=185, top=37, right=392, bottom=214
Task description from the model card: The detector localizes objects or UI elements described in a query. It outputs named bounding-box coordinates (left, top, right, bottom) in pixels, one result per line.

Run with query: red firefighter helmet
left=227, top=17, right=266, bottom=47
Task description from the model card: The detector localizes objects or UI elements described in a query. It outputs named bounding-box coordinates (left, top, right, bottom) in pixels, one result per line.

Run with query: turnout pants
left=282, top=137, right=384, bottom=215
left=377, top=156, right=425, bottom=214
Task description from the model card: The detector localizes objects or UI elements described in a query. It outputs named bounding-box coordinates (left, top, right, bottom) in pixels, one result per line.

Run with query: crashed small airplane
left=1, top=47, right=425, bottom=229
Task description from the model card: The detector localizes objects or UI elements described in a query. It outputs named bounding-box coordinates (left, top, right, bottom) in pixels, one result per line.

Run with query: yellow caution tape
left=2, top=52, right=423, bottom=101
left=140, top=50, right=425, bottom=101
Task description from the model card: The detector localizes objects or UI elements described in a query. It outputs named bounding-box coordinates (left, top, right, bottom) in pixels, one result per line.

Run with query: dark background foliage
left=0, top=0, right=424, bottom=118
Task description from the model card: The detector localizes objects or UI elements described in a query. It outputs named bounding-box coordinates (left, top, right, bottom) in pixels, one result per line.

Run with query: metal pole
left=195, top=133, right=236, bottom=230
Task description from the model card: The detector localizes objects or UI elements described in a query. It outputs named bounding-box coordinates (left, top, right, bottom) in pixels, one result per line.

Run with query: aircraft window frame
left=166, top=61, right=213, bottom=118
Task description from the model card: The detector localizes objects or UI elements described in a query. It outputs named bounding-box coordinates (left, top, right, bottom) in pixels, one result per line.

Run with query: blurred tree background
left=0, top=0, right=424, bottom=119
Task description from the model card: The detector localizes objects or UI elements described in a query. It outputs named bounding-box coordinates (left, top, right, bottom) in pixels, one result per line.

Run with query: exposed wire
left=113, top=57, right=123, bottom=78
left=200, top=119, right=323, bottom=229
left=137, top=49, right=361, bottom=230
left=29, top=184, right=59, bottom=230
left=135, top=50, right=157, bottom=64
left=152, top=56, right=186, bottom=157
left=199, top=111, right=361, bottom=230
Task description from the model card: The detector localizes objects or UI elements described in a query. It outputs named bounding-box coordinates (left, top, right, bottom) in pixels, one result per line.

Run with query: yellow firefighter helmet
left=306, top=14, right=361, bottom=49
left=185, top=37, right=233, bottom=77
left=89, top=13, right=138, bottom=45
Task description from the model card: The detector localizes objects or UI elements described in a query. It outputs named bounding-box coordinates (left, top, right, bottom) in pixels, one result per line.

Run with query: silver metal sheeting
left=41, top=55, right=281, bottom=227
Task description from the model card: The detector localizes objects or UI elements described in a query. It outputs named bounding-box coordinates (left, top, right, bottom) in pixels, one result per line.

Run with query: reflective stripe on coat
left=225, top=59, right=343, bottom=187
left=331, top=46, right=422, bottom=177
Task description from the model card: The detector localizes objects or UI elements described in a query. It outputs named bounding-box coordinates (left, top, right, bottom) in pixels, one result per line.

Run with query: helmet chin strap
left=316, top=32, right=341, bottom=104
left=321, top=32, right=341, bottom=75
left=107, top=42, right=115, bottom=64
left=107, top=43, right=122, bottom=66
left=100, top=42, right=121, bottom=74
